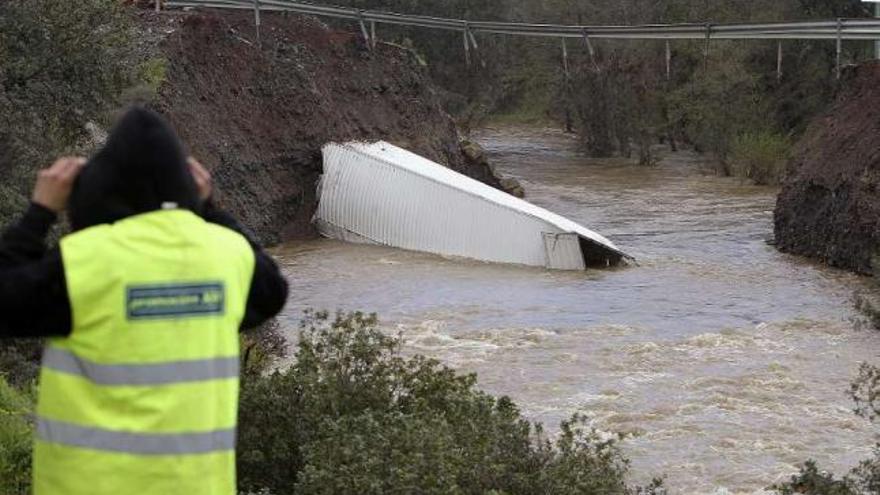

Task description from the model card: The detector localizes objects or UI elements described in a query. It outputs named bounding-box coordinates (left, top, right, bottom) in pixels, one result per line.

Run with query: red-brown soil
left=140, top=9, right=508, bottom=245
left=775, top=62, right=880, bottom=275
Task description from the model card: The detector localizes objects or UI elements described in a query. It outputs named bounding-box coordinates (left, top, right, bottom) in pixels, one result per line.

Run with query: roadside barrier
left=164, top=0, right=880, bottom=79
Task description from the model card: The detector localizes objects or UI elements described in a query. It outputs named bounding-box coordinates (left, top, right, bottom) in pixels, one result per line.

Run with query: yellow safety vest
left=33, top=209, right=255, bottom=495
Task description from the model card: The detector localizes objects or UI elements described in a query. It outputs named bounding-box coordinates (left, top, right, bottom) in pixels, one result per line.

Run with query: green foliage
left=238, top=310, right=654, bottom=495
left=296, top=412, right=463, bottom=495
left=240, top=319, right=289, bottom=376
left=0, top=377, right=34, bottom=495
left=139, top=58, right=170, bottom=94
left=0, top=340, right=41, bottom=495
left=855, top=292, right=880, bottom=331
left=0, top=0, right=140, bottom=227
left=729, top=131, right=791, bottom=185
left=771, top=449, right=880, bottom=495
left=570, top=42, right=665, bottom=163
left=851, top=363, right=880, bottom=422
left=851, top=448, right=880, bottom=495
left=772, top=461, right=858, bottom=495
left=0, top=339, right=43, bottom=390
left=0, top=0, right=135, bottom=143
left=666, top=45, right=772, bottom=163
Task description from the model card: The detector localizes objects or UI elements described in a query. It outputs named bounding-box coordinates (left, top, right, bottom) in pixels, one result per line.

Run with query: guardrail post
left=463, top=23, right=471, bottom=67
left=836, top=18, right=842, bottom=80
left=562, top=39, right=570, bottom=78
left=371, top=20, right=377, bottom=49
left=357, top=11, right=372, bottom=51
left=253, top=0, right=261, bottom=48
left=155, top=0, right=161, bottom=12
left=665, top=40, right=671, bottom=81
left=703, top=23, right=712, bottom=72
left=467, top=29, right=485, bottom=68
left=581, top=28, right=599, bottom=72
left=776, top=41, right=782, bottom=82
left=875, top=3, right=880, bottom=60
left=562, top=38, right=573, bottom=133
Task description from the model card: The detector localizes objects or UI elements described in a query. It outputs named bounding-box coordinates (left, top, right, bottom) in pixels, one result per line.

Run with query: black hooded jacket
left=0, top=107, right=288, bottom=337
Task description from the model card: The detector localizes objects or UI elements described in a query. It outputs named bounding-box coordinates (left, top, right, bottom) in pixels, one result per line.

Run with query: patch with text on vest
left=126, top=282, right=226, bottom=320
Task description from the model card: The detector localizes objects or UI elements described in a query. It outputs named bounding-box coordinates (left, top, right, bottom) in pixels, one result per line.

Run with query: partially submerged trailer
left=315, top=141, right=630, bottom=270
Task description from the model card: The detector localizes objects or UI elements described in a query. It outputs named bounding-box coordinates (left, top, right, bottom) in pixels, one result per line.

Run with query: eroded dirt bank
left=140, top=10, right=509, bottom=245
left=775, top=62, right=880, bottom=275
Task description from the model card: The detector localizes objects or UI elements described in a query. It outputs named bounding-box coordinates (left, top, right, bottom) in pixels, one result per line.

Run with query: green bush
left=856, top=294, right=880, bottom=331
left=138, top=58, right=169, bottom=94
left=771, top=450, right=880, bottom=495
left=240, top=319, right=289, bottom=377
left=0, top=339, right=43, bottom=390
left=729, top=131, right=791, bottom=186
left=0, top=376, right=34, bottom=495
left=238, top=311, right=659, bottom=495
left=0, top=0, right=140, bottom=227
left=0, top=0, right=135, bottom=143
left=772, top=460, right=858, bottom=495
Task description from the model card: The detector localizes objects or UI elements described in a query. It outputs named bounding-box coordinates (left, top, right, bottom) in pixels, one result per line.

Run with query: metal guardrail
left=165, top=0, right=880, bottom=41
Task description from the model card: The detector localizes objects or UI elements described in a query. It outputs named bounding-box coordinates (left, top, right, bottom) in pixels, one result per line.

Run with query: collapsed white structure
left=315, top=141, right=630, bottom=270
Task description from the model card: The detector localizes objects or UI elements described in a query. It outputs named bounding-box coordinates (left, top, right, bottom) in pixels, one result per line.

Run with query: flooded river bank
left=275, top=127, right=879, bottom=493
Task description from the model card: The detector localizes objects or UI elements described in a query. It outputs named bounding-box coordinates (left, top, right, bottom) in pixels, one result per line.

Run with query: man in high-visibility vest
left=0, top=107, right=289, bottom=494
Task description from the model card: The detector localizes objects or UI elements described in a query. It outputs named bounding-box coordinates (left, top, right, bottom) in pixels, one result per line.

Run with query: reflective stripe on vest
left=43, top=347, right=239, bottom=386
left=36, top=417, right=236, bottom=455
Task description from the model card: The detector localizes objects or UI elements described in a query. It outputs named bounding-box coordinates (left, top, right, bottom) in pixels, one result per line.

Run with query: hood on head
left=68, top=106, right=200, bottom=231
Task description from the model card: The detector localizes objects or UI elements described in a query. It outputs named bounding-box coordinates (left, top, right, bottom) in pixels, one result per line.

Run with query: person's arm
left=0, top=248, right=71, bottom=338
left=0, top=203, right=57, bottom=267
left=0, top=158, right=84, bottom=338
left=189, top=158, right=288, bottom=331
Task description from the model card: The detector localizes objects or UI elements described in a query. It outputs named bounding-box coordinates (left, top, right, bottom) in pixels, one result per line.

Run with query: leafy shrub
left=0, top=0, right=140, bottom=227
left=139, top=58, right=169, bottom=94
left=0, top=339, right=43, bottom=390
left=852, top=363, right=880, bottom=422
left=661, top=42, right=784, bottom=175
left=241, top=318, right=289, bottom=376
left=238, top=311, right=658, bottom=495
left=729, top=131, right=791, bottom=186
left=0, top=376, right=34, bottom=495
left=772, top=460, right=858, bottom=495
left=851, top=448, right=880, bottom=495
left=771, top=450, right=880, bottom=495
left=855, top=283, right=880, bottom=331
left=0, top=0, right=135, bottom=143
left=856, top=299, right=880, bottom=331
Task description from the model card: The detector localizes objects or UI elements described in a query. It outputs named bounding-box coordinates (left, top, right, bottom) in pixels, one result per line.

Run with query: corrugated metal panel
left=315, top=141, right=629, bottom=270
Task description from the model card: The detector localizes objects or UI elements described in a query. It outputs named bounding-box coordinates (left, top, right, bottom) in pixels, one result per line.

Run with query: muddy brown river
left=275, top=127, right=879, bottom=494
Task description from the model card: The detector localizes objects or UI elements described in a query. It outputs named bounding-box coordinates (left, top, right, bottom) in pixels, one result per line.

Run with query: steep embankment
left=141, top=10, right=511, bottom=244
left=774, top=62, right=880, bottom=275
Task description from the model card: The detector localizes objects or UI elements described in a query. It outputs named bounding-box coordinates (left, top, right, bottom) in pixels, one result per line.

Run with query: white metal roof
left=354, top=141, right=622, bottom=248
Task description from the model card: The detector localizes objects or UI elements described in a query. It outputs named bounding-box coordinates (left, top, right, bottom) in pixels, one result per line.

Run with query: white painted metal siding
left=543, top=233, right=587, bottom=270
left=315, top=141, right=627, bottom=269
